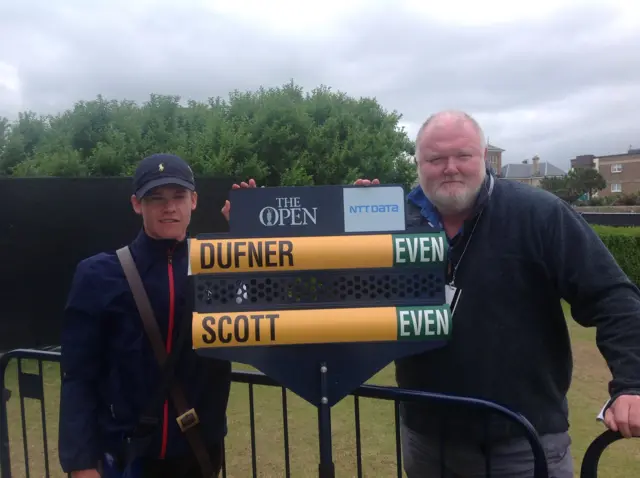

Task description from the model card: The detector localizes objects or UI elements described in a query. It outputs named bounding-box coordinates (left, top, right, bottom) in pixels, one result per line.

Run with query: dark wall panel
left=0, top=177, right=234, bottom=351
left=580, top=212, right=640, bottom=227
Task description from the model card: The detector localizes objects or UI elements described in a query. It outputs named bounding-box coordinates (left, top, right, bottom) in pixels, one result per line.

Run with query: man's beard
left=424, top=174, right=485, bottom=216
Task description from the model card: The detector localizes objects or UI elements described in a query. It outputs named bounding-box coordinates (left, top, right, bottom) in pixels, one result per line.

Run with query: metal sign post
left=188, top=184, right=451, bottom=478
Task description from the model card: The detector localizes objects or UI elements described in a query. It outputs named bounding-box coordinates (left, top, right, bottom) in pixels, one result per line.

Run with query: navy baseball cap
left=133, top=153, right=196, bottom=199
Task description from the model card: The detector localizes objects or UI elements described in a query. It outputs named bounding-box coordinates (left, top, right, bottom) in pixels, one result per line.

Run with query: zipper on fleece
left=159, top=247, right=176, bottom=459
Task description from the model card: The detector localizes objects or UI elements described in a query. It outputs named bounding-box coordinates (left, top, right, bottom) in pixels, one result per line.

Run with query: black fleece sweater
left=395, top=176, right=640, bottom=443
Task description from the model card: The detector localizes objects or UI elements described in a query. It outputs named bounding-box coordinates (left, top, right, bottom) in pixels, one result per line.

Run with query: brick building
left=486, top=144, right=504, bottom=176
left=570, top=148, right=640, bottom=197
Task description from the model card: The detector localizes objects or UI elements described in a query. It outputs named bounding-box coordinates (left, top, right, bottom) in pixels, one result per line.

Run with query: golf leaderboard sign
left=188, top=184, right=451, bottom=478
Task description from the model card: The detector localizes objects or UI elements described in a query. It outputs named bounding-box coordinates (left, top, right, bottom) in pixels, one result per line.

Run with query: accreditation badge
left=445, top=284, right=462, bottom=318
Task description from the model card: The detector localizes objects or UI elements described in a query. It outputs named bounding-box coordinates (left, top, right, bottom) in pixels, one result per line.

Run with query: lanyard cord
left=448, top=175, right=494, bottom=287
left=449, top=208, right=483, bottom=287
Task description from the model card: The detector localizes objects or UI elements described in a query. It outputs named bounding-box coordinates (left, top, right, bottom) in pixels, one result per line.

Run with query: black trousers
left=139, top=443, right=224, bottom=478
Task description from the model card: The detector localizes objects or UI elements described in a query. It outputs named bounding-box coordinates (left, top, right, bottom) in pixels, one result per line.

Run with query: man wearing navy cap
left=133, top=153, right=196, bottom=198
left=129, top=154, right=197, bottom=242
left=58, top=154, right=232, bottom=478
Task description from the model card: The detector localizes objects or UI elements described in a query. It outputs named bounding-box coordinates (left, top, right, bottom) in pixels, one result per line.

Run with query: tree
left=539, top=175, right=580, bottom=203
left=540, top=168, right=607, bottom=204
left=571, top=167, right=607, bottom=198
left=0, top=82, right=417, bottom=189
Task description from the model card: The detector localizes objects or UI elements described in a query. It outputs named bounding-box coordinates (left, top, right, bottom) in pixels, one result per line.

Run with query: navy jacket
left=58, top=230, right=232, bottom=473
left=396, top=173, right=640, bottom=443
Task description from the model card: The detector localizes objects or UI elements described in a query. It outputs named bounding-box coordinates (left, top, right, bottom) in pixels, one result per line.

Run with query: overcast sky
left=1, top=0, right=639, bottom=169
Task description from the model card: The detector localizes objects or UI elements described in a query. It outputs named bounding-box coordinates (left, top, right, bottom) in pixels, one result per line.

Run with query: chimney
left=532, top=155, right=540, bottom=176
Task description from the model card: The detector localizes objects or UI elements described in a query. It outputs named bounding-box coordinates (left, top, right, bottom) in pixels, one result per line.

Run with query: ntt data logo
left=343, top=186, right=406, bottom=232
left=348, top=204, right=400, bottom=214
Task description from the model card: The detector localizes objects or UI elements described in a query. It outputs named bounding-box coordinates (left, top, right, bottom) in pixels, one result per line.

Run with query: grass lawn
left=2, top=306, right=639, bottom=477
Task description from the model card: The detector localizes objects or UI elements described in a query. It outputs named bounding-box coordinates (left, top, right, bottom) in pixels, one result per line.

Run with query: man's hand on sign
left=71, top=469, right=100, bottom=478
left=353, top=178, right=380, bottom=186
left=603, top=394, right=640, bottom=438
left=221, top=178, right=257, bottom=222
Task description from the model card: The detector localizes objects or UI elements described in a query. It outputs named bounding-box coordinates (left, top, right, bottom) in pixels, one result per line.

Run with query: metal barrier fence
left=0, top=348, right=631, bottom=478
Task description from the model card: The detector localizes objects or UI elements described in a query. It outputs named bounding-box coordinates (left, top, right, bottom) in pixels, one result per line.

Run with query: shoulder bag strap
left=116, top=246, right=216, bottom=478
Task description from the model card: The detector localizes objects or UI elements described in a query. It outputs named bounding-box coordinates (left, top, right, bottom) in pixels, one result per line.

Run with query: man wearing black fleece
left=359, top=110, right=640, bottom=477
left=227, top=110, right=640, bottom=476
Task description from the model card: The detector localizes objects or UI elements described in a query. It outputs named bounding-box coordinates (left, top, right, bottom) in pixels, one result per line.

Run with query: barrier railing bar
left=280, top=388, right=291, bottom=478
left=393, top=400, right=402, bottom=478
left=37, top=359, right=50, bottom=478
left=361, top=385, right=548, bottom=478
left=317, top=361, right=334, bottom=478
left=580, top=429, right=624, bottom=478
left=0, top=384, right=10, bottom=478
left=0, top=348, right=635, bottom=478
left=17, top=360, right=29, bottom=478
left=248, top=383, right=257, bottom=478
left=353, top=396, right=362, bottom=478
left=1, top=350, right=546, bottom=478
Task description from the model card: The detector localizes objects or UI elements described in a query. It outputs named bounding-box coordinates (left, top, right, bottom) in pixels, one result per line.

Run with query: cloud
left=0, top=62, right=22, bottom=112
left=1, top=0, right=639, bottom=169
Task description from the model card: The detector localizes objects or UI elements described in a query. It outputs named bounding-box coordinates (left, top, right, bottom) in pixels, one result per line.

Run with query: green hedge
left=592, top=225, right=640, bottom=285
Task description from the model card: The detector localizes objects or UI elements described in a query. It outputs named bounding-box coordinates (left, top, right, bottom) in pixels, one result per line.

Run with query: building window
left=611, top=163, right=623, bottom=173
left=611, top=183, right=622, bottom=193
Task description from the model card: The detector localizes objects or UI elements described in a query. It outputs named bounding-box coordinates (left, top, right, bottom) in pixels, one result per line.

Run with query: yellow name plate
left=192, top=305, right=452, bottom=348
left=189, top=232, right=446, bottom=275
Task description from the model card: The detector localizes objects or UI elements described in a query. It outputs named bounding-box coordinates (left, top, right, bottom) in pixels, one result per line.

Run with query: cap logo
left=158, top=163, right=165, bottom=172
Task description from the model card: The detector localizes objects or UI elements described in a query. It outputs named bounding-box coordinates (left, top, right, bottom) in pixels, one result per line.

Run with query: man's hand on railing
left=602, top=394, right=640, bottom=438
